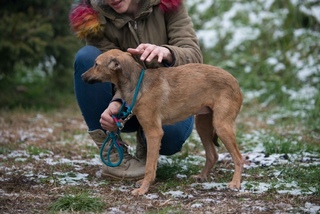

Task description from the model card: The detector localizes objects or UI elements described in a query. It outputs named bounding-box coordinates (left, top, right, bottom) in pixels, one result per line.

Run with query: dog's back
left=137, top=63, right=243, bottom=125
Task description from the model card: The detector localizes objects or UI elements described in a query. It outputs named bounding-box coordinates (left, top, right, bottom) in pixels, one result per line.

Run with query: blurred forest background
left=0, top=0, right=82, bottom=108
left=0, top=0, right=319, bottom=129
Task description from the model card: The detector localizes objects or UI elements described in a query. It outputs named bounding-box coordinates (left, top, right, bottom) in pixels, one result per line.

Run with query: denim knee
left=73, top=45, right=113, bottom=131
left=159, top=116, right=194, bottom=155
left=74, top=45, right=101, bottom=74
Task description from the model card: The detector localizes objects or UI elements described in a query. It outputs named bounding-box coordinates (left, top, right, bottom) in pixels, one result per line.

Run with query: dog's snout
left=81, top=72, right=100, bottom=84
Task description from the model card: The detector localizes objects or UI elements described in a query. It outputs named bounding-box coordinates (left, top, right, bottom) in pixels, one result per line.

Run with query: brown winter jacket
left=70, top=0, right=203, bottom=68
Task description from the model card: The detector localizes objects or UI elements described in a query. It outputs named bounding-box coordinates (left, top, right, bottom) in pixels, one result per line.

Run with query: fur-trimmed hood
left=69, top=0, right=182, bottom=39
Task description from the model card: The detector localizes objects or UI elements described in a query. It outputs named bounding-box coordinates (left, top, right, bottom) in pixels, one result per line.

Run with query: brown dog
left=82, top=49, right=244, bottom=195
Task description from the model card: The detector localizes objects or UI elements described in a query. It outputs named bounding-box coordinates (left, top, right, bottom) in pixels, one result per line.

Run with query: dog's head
left=81, top=49, right=139, bottom=84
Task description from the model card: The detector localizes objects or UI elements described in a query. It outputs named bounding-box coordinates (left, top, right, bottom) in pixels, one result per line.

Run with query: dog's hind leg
left=191, top=112, right=219, bottom=182
left=213, top=114, right=243, bottom=189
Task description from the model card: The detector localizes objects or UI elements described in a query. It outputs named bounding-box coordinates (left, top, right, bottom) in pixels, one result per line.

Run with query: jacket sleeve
left=161, top=2, right=203, bottom=66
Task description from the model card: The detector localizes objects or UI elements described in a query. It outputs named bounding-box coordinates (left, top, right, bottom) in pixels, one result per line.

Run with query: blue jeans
left=74, top=45, right=194, bottom=155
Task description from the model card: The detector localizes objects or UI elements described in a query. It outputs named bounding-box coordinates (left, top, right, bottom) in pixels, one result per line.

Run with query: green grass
left=80, top=144, right=99, bottom=159
left=278, top=165, right=320, bottom=196
left=263, top=138, right=303, bottom=156
left=49, top=191, right=105, bottom=213
left=27, top=145, right=51, bottom=156
left=0, top=147, right=10, bottom=155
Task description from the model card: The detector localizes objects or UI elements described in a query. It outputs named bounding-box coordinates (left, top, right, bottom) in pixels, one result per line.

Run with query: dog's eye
left=94, top=62, right=98, bottom=67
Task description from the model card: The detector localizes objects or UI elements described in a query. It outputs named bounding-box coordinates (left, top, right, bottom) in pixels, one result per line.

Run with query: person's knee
left=75, top=45, right=101, bottom=71
left=159, top=117, right=194, bottom=156
left=159, top=142, right=183, bottom=156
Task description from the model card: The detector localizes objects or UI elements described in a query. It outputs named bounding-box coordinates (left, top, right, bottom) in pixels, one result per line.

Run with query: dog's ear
left=108, top=58, right=122, bottom=71
left=107, top=52, right=136, bottom=78
left=115, top=54, right=134, bottom=78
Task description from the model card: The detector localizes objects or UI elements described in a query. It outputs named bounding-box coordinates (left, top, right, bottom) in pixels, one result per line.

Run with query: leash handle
left=100, top=109, right=130, bottom=167
left=100, top=132, right=124, bottom=167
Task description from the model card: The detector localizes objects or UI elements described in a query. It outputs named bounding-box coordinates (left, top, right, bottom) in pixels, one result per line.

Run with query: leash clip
left=112, top=111, right=133, bottom=131
left=122, top=111, right=133, bottom=124
left=112, top=115, right=125, bottom=130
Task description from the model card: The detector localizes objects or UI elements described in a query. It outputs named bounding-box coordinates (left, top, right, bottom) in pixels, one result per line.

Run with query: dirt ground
left=0, top=104, right=319, bottom=213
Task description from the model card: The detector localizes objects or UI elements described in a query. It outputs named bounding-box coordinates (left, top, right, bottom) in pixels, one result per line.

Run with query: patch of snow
left=108, top=207, right=125, bottom=214
left=144, top=193, right=159, bottom=199
left=192, top=182, right=227, bottom=190
left=225, top=27, right=260, bottom=51
left=191, top=203, right=203, bottom=208
left=301, top=202, right=320, bottom=214
left=158, top=155, right=173, bottom=165
left=7, top=150, right=28, bottom=158
left=299, top=5, right=320, bottom=23
left=244, top=89, right=267, bottom=101
left=242, top=181, right=272, bottom=194
left=51, top=172, right=89, bottom=185
left=281, top=85, right=318, bottom=101
left=164, top=190, right=191, bottom=198
left=111, top=185, right=130, bottom=192
left=176, top=174, right=187, bottom=179
left=44, top=155, right=101, bottom=166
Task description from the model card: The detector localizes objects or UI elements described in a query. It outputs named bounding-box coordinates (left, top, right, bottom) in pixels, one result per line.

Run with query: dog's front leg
left=131, top=128, right=163, bottom=196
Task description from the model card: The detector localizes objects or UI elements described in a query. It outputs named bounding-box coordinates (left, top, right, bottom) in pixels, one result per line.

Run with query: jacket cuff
left=161, top=46, right=176, bottom=67
left=109, top=98, right=125, bottom=104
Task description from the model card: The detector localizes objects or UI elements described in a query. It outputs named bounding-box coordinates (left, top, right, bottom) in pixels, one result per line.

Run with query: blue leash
left=100, top=69, right=145, bottom=167
left=100, top=131, right=124, bottom=167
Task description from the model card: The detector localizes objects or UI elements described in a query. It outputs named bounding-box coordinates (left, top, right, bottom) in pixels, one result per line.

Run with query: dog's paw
left=227, top=180, right=241, bottom=189
left=135, top=179, right=144, bottom=187
left=131, top=186, right=149, bottom=196
left=190, top=174, right=208, bottom=182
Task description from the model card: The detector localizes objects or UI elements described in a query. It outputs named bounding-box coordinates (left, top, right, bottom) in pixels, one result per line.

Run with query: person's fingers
left=99, top=102, right=121, bottom=131
left=100, top=113, right=116, bottom=131
left=146, top=48, right=164, bottom=62
left=140, top=44, right=156, bottom=61
left=128, top=44, right=168, bottom=63
left=127, top=48, right=142, bottom=55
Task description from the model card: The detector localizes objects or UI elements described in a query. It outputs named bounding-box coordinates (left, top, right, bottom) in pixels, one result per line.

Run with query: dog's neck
left=116, top=69, right=144, bottom=105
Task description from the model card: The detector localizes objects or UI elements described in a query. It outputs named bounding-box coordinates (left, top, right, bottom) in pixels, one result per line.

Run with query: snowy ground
left=1, top=0, right=320, bottom=213
left=0, top=104, right=319, bottom=213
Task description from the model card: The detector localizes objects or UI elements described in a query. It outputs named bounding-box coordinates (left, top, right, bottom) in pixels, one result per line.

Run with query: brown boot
left=88, top=129, right=145, bottom=180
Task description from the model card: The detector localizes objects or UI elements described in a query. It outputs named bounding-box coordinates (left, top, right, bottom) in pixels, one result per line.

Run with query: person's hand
left=100, top=101, right=122, bottom=131
left=127, top=43, right=173, bottom=64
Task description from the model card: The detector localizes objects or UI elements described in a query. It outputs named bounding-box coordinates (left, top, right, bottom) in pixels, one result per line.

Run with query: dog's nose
left=81, top=73, right=87, bottom=81
left=81, top=73, right=99, bottom=84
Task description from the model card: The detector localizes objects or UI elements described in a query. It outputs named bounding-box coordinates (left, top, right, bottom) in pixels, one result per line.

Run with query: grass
left=263, top=138, right=304, bottom=156
left=49, top=191, right=105, bottom=213
left=27, top=145, right=51, bottom=156
left=279, top=165, right=320, bottom=196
